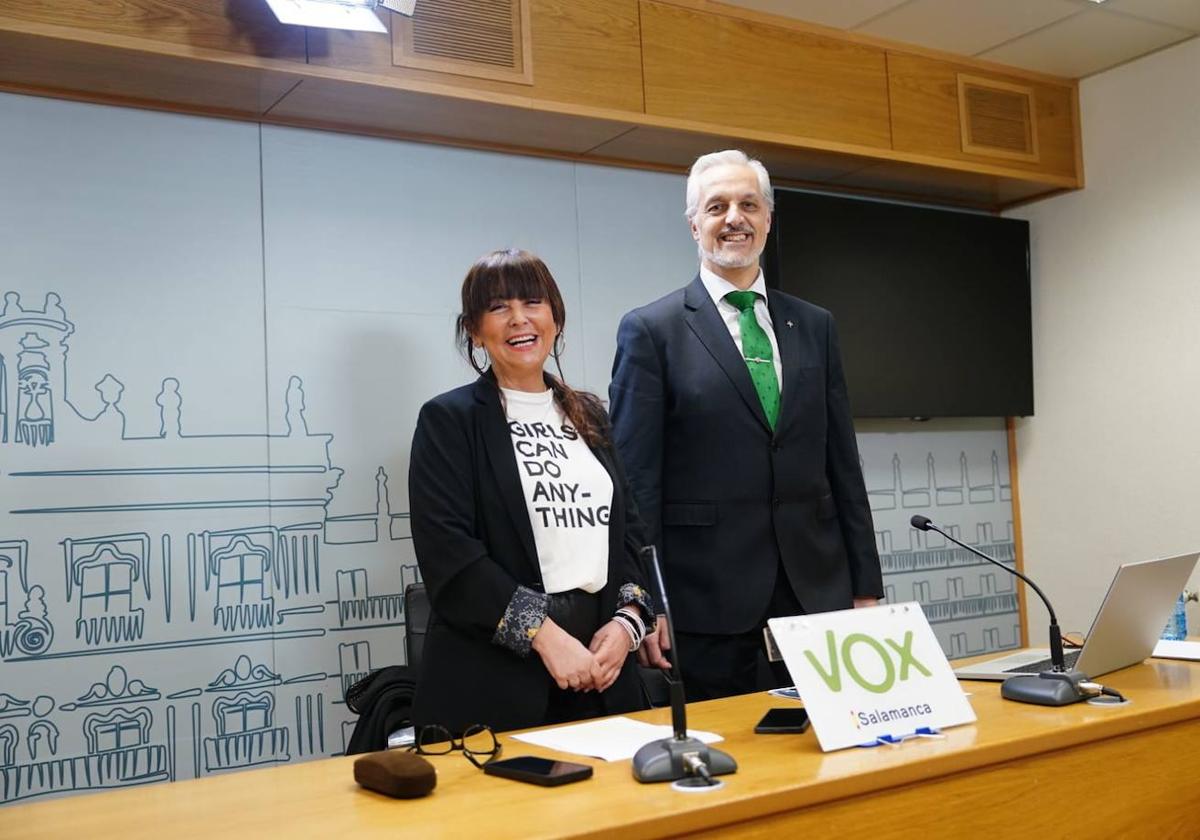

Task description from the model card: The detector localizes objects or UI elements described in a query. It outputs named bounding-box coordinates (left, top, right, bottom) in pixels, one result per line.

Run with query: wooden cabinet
left=0, top=0, right=1085, bottom=209
left=888, top=51, right=1080, bottom=182
left=640, top=0, right=892, bottom=150
left=308, top=0, right=645, bottom=114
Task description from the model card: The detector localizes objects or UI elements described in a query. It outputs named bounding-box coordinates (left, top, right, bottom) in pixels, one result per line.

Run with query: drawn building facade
left=860, top=435, right=1022, bottom=659
left=0, top=291, right=421, bottom=805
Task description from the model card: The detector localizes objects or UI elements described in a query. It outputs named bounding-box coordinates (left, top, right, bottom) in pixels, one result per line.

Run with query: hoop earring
left=552, top=333, right=568, bottom=384
left=470, top=345, right=490, bottom=371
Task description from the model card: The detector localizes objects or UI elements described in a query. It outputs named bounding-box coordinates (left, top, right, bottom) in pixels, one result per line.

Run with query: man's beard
left=698, top=240, right=763, bottom=269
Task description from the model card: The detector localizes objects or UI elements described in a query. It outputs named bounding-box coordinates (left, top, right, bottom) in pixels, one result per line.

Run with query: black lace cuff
left=493, top=585, right=549, bottom=657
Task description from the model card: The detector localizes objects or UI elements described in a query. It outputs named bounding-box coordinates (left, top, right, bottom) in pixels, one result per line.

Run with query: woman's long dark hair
left=457, top=249, right=609, bottom=447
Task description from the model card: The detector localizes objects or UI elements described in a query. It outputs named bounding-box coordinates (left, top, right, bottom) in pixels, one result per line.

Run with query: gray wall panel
left=0, top=91, right=1020, bottom=806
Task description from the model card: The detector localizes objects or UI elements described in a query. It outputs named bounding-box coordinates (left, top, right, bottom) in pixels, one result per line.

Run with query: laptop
left=954, top=551, right=1199, bottom=681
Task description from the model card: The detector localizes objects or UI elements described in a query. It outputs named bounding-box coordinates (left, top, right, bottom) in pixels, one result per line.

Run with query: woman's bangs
left=467, top=260, right=556, bottom=313
left=489, top=264, right=550, bottom=304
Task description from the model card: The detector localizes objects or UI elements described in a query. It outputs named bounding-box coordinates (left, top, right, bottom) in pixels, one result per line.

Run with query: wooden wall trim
left=1071, top=84, right=1086, bottom=189
left=1007, top=417, right=1030, bottom=648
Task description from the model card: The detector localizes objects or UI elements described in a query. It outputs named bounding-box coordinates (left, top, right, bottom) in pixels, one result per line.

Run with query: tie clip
left=746, top=356, right=772, bottom=364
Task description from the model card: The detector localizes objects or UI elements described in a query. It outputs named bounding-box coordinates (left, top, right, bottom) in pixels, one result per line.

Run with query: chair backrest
left=639, top=665, right=671, bottom=709
left=404, top=582, right=431, bottom=674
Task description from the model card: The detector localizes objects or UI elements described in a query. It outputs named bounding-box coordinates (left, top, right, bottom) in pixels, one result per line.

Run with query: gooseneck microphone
left=910, top=515, right=1089, bottom=707
left=631, top=546, right=737, bottom=785
left=910, top=515, right=1067, bottom=670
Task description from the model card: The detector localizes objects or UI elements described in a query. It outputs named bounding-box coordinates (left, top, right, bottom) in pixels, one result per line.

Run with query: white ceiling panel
left=854, top=0, right=1081, bottom=56
left=716, top=0, right=908, bottom=31
left=1104, top=0, right=1200, bottom=31
left=979, top=9, right=1192, bottom=77
left=712, top=0, right=1200, bottom=78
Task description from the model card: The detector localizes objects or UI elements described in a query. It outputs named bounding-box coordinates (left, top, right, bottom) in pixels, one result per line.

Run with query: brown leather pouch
left=353, top=750, right=437, bottom=799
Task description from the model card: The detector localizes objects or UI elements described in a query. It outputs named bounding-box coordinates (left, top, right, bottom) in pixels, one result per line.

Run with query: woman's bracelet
left=611, top=613, right=643, bottom=652
left=615, top=606, right=647, bottom=640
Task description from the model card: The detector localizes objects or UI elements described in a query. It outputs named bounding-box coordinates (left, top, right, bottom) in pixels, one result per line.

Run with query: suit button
left=773, top=497, right=781, bottom=507
left=770, top=443, right=780, bottom=453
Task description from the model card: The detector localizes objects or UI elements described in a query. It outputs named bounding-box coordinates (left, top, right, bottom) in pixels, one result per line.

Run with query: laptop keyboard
left=1003, top=649, right=1082, bottom=674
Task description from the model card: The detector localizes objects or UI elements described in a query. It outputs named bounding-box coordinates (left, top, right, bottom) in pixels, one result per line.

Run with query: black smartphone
left=754, top=707, right=811, bottom=734
left=483, top=756, right=593, bottom=787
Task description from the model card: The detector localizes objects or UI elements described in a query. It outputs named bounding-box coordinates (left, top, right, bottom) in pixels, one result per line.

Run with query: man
left=609, top=149, right=883, bottom=700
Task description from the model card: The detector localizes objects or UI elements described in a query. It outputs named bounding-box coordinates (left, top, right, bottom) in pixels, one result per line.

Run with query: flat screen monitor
left=763, top=189, right=1033, bottom=418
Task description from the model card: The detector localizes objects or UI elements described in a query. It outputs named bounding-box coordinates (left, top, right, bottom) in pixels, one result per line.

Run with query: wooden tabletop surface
left=6, top=657, right=1200, bottom=839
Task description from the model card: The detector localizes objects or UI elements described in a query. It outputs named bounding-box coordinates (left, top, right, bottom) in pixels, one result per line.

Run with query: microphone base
left=1001, top=669, right=1090, bottom=706
left=631, top=737, right=737, bottom=783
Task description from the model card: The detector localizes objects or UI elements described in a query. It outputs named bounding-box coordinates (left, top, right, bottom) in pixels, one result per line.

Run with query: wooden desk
left=7, top=660, right=1200, bottom=839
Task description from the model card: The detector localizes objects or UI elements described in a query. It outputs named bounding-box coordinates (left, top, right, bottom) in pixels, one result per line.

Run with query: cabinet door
left=888, top=52, right=1080, bottom=182
left=640, top=0, right=892, bottom=150
left=308, top=0, right=645, bottom=114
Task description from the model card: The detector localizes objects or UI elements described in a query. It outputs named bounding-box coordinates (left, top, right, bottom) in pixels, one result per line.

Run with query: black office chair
left=341, top=584, right=430, bottom=753
left=404, top=582, right=431, bottom=675
left=639, top=665, right=672, bottom=708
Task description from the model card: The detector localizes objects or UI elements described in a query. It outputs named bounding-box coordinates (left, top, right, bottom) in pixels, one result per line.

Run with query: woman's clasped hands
left=531, top=616, right=637, bottom=693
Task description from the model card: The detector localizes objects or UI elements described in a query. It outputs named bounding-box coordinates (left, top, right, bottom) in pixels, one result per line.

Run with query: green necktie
left=725, top=291, right=780, bottom=430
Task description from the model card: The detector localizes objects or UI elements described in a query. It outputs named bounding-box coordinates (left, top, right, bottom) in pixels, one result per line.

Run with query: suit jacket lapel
left=683, top=275, right=772, bottom=433
left=472, top=376, right=540, bottom=580
left=767, top=291, right=803, bottom=436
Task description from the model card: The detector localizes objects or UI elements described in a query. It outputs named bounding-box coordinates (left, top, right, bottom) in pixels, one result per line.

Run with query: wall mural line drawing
left=0, top=286, right=1018, bottom=806
left=862, top=441, right=1021, bottom=660
left=0, top=290, right=421, bottom=805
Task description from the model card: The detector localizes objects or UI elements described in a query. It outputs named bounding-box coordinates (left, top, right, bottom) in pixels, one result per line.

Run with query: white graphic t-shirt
left=501, top=387, right=613, bottom=595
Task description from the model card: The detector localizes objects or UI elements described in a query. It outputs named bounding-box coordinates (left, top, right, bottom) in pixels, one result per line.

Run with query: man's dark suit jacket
left=609, top=276, right=883, bottom=636
left=408, top=373, right=648, bottom=733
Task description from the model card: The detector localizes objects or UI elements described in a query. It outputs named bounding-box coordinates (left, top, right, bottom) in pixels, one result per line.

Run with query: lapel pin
left=786, top=320, right=794, bottom=328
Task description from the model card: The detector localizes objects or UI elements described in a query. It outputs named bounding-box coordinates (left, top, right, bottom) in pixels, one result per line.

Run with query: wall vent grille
left=957, top=74, right=1039, bottom=163
left=394, top=0, right=532, bottom=85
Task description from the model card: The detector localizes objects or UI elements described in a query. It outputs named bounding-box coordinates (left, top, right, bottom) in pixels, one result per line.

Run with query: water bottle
left=1161, top=589, right=1197, bottom=641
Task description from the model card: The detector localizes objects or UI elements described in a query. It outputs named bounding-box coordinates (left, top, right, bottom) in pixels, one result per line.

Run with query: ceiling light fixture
left=264, top=0, right=416, bottom=33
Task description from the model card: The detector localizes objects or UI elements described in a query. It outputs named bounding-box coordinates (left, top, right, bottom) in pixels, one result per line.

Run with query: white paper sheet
left=1152, top=639, right=1200, bottom=661
left=510, top=716, right=723, bottom=762
left=386, top=725, right=415, bottom=749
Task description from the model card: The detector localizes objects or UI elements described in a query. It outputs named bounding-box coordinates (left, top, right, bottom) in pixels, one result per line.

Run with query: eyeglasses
left=409, top=724, right=500, bottom=768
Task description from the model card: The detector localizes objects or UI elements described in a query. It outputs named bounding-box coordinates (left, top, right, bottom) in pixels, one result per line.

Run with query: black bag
left=344, top=665, right=418, bottom=755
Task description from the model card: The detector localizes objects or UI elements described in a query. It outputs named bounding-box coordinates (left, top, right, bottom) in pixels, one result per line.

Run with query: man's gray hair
left=684, top=149, right=774, bottom=220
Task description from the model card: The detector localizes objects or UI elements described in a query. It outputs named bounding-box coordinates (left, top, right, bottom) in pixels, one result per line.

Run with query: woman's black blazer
left=407, top=373, right=649, bottom=733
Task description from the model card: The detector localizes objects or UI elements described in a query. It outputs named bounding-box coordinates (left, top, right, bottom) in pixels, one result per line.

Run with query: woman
left=408, top=248, right=655, bottom=734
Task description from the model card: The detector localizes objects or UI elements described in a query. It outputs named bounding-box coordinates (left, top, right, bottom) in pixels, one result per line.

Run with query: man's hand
left=637, top=615, right=672, bottom=669
left=532, top=617, right=597, bottom=691
left=852, top=597, right=880, bottom=609
left=588, top=621, right=630, bottom=692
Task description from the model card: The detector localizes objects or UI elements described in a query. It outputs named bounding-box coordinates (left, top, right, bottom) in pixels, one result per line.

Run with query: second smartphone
left=754, top=707, right=811, bottom=734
